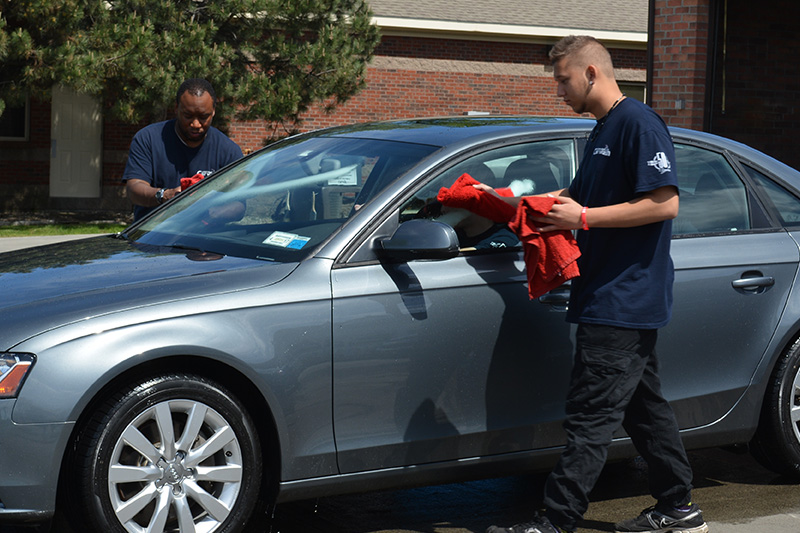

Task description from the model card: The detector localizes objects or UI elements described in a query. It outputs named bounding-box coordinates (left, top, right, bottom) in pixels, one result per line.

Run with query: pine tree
left=0, top=0, right=380, bottom=133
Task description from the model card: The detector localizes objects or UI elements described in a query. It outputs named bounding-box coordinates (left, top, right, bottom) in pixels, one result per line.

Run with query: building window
left=619, top=82, right=646, bottom=104
left=0, top=99, right=30, bottom=141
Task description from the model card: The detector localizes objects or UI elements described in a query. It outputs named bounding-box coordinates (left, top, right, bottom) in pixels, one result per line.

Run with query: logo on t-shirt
left=593, top=145, right=611, bottom=157
left=647, top=152, right=672, bottom=174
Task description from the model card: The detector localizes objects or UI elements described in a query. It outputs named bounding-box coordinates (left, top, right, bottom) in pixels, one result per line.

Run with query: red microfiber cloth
left=508, top=197, right=581, bottom=299
left=437, top=173, right=516, bottom=222
left=180, top=173, right=205, bottom=191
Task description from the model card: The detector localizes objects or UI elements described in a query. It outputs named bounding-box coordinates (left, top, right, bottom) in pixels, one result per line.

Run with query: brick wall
left=229, top=36, right=647, bottom=152
left=0, top=99, right=51, bottom=211
left=650, top=0, right=711, bottom=130
left=103, top=120, right=141, bottom=191
left=0, top=99, right=139, bottom=212
left=706, top=0, right=800, bottom=169
left=230, top=64, right=565, bottom=150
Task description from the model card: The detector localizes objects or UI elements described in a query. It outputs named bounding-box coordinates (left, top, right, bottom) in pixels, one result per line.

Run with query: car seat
left=503, top=158, right=559, bottom=195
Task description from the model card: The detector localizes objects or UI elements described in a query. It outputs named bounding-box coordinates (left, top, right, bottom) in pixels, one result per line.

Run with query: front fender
left=13, top=273, right=337, bottom=481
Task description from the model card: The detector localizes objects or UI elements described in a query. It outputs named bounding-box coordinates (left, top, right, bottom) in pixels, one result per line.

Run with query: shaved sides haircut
left=549, top=35, right=615, bottom=78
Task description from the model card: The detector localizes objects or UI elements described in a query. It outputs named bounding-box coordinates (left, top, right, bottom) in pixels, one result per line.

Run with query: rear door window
left=673, top=144, right=751, bottom=235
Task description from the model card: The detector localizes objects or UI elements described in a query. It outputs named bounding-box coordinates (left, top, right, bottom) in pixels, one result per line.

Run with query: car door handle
left=538, top=290, right=570, bottom=306
left=731, top=276, right=774, bottom=290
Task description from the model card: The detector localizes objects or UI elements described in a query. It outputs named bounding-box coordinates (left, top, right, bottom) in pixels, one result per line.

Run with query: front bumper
left=0, top=400, right=74, bottom=524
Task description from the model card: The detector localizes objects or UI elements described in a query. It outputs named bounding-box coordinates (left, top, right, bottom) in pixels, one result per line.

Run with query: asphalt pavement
left=257, top=449, right=800, bottom=533
left=2, top=235, right=800, bottom=532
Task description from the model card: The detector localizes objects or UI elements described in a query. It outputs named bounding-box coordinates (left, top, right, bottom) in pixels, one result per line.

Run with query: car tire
left=750, top=338, right=800, bottom=478
left=71, top=372, right=263, bottom=533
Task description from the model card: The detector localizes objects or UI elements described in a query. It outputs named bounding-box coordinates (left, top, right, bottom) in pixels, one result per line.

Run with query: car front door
left=331, top=139, right=581, bottom=473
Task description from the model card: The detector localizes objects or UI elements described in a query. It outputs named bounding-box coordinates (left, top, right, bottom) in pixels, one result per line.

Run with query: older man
left=122, top=78, right=243, bottom=221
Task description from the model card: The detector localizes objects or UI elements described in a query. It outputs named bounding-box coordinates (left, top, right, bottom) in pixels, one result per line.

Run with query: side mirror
left=378, top=220, right=460, bottom=261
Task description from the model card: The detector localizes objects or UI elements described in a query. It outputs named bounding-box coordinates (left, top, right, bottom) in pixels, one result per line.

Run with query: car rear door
left=661, top=142, right=799, bottom=428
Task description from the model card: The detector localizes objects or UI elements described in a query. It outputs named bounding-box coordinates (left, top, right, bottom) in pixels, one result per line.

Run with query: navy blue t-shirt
left=566, top=98, right=678, bottom=329
left=122, top=119, right=243, bottom=220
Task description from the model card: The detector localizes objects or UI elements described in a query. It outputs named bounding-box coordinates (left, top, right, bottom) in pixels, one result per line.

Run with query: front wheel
left=750, top=338, right=800, bottom=477
left=72, top=373, right=263, bottom=533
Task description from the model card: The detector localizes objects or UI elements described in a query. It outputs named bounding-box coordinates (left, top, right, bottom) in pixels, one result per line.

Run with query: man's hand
left=471, top=182, right=498, bottom=195
left=472, top=183, right=521, bottom=207
left=125, top=179, right=181, bottom=207
left=531, top=195, right=583, bottom=232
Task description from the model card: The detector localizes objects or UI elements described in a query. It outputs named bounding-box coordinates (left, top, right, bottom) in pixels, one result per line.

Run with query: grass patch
left=0, top=223, right=128, bottom=238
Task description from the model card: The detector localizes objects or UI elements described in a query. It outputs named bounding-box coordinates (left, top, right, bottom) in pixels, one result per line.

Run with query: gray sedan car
left=3, top=116, right=800, bottom=533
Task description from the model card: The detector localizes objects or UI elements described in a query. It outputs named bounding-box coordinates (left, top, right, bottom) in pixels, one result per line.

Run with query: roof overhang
left=373, top=16, right=648, bottom=49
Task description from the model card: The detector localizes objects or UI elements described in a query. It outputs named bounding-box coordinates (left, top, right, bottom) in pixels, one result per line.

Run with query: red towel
left=437, top=173, right=516, bottom=222
left=508, top=197, right=581, bottom=299
left=180, top=173, right=205, bottom=191
left=437, top=174, right=580, bottom=299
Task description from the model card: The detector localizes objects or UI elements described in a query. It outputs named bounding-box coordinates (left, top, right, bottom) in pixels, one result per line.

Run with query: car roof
left=312, top=115, right=762, bottom=156
left=318, top=116, right=597, bottom=147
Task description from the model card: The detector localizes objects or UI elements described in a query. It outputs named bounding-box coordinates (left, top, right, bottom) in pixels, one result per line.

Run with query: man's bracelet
left=581, top=206, right=590, bottom=230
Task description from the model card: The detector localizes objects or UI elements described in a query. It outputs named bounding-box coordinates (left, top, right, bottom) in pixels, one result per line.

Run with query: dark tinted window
left=744, top=165, right=800, bottom=227
left=673, top=144, right=750, bottom=235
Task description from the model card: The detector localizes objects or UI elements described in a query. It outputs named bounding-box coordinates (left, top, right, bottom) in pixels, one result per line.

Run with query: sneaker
left=614, top=503, right=709, bottom=533
left=486, top=514, right=571, bottom=533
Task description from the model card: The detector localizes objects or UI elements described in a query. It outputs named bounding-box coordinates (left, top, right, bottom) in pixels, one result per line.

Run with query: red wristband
left=581, top=206, right=589, bottom=230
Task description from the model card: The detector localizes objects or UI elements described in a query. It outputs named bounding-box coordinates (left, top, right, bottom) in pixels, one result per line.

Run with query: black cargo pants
left=542, top=324, right=695, bottom=532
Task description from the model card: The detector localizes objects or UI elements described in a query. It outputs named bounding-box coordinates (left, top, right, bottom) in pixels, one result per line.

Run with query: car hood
left=0, top=235, right=296, bottom=349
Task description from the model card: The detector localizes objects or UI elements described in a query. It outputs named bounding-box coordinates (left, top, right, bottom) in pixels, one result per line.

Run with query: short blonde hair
left=549, top=35, right=615, bottom=78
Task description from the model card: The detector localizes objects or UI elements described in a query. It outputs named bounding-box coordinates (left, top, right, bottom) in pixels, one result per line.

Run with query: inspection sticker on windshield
left=263, top=231, right=311, bottom=249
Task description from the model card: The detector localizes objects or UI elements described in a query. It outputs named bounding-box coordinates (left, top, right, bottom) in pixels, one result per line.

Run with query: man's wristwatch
left=155, top=188, right=166, bottom=204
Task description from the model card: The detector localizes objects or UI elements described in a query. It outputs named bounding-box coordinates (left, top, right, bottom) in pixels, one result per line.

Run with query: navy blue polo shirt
left=122, top=119, right=243, bottom=220
left=566, top=98, right=678, bottom=329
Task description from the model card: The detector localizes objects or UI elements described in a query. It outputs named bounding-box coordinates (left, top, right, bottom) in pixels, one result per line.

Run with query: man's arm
left=122, top=127, right=182, bottom=209
left=125, top=179, right=181, bottom=208
left=534, top=185, right=679, bottom=231
left=472, top=184, right=569, bottom=205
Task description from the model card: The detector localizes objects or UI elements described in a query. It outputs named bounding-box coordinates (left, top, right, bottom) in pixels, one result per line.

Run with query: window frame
left=394, top=136, right=580, bottom=253
left=670, top=140, right=775, bottom=238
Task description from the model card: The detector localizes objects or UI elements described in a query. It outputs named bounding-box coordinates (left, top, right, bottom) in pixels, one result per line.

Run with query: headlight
left=0, top=353, right=35, bottom=398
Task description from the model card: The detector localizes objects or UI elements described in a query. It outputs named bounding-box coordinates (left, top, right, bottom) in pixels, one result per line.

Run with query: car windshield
left=125, top=134, right=439, bottom=262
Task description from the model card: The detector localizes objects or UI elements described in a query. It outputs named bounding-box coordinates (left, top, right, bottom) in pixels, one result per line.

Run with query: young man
left=486, top=36, right=707, bottom=533
left=122, top=78, right=243, bottom=221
